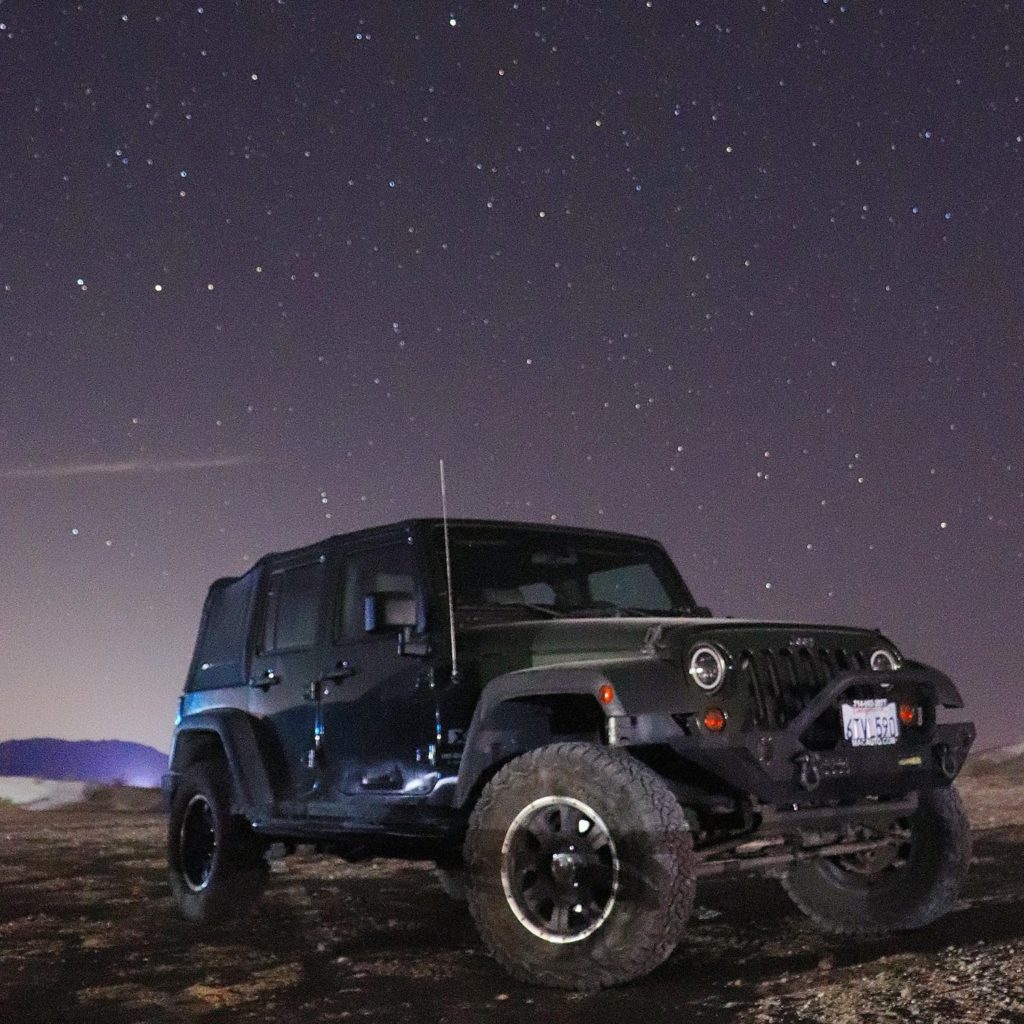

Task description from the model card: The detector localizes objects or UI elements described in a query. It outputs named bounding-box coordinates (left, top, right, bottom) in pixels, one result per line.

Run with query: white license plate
left=842, top=699, right=899, bottom=747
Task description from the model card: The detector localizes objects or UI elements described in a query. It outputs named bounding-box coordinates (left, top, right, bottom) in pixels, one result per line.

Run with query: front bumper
left=609, top=668, right=976, bottom=807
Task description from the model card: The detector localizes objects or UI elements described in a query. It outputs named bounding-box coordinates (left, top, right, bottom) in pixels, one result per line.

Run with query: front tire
left=464, top=743, right=696, bottom=990
left=782, top=785, right=971, bottom=936
left=167, top=760, right=268, bottom=924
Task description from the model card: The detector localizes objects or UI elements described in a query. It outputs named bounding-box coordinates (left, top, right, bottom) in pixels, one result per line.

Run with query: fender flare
left=451, top=659, right=690, bottom=808
left=902, top=660, right=964, bottom=708
left=168, top=709, right=275, bottom=817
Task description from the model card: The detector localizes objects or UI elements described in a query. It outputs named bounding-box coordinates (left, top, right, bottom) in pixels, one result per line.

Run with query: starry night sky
left=1, top=2, right=1021, bottom=753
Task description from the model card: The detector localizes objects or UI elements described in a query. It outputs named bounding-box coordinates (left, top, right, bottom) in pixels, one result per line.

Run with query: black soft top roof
left=215, top=518, right=666, bottom=588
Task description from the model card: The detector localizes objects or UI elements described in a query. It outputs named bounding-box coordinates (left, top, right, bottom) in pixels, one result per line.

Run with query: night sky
left=2, top=2, right=1021, bottom=753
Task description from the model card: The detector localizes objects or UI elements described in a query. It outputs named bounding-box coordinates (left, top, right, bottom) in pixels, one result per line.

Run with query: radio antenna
left=439, top=458, right=460, bottom=683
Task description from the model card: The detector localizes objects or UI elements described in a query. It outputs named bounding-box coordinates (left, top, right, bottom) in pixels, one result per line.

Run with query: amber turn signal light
left=703, top=707, right=727, bottom=732
left=898, top=702, right=919, bottom=726
left=598, top=684, right=615, bottom=705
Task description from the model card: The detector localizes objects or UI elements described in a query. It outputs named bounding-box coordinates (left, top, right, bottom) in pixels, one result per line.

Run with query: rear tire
left=167, top=760, right=268, bottom=923
left=781, top=785, right=970, bottom=936
left=464, top=743, right=695, bottom=990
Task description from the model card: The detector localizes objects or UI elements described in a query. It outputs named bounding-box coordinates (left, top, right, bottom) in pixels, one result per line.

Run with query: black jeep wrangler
left=164, top=519, right=975, bottom=989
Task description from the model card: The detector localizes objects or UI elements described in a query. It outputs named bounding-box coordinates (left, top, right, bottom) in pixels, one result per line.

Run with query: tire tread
left=167, top=758, right=268, bottom=924
left=465, top=742, right=695, bottom=990
left=780, top=786, right=971, bottom=937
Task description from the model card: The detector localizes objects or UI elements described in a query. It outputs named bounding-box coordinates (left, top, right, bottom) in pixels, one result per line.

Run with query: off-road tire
left=781, top=785, right=970, bottom=936
left=167, top=760, right=268, bottom=923
left=464, top=742, right=696, bottom=990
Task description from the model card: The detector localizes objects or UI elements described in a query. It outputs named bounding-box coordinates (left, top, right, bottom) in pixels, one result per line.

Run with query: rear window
left=188, top=573, right=257, bottom=690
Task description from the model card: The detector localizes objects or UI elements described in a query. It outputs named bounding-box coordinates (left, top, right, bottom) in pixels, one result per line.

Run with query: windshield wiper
left=563, top=604, right=687, bottom=618
left=561, top=604, right=645, bottom=618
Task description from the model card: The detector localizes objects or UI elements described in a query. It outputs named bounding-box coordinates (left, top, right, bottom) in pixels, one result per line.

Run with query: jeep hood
left=457, top=616, right=886, bottom=678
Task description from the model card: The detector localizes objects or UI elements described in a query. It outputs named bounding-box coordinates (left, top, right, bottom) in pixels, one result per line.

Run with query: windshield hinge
left=641, top=624, right=665, bottom=657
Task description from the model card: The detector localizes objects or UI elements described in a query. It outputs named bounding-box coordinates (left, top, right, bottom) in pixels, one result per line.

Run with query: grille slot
left=741, top=647, right=868, bottom=728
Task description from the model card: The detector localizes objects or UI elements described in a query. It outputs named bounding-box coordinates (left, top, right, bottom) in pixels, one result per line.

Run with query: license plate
left=841, top=699, right=899, bottom=747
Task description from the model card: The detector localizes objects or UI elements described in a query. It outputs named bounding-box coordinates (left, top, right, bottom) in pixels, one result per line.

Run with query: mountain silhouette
left=0, top=738, right=167, bottom=787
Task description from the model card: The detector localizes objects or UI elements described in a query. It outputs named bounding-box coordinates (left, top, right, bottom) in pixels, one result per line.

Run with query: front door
left=315, top=538, right=437, bottom=808
left=247, top=553, right=328, bottom=811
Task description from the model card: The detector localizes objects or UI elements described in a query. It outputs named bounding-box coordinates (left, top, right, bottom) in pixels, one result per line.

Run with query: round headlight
left=869, top=648, right=900, bottom=672
left=689, top=645, right=727, bottom=691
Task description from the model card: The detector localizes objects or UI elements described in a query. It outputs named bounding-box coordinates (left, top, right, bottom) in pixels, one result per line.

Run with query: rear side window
left=188, top=573, right=257, bottom=690
left=261, top=561, right=324, bottom=652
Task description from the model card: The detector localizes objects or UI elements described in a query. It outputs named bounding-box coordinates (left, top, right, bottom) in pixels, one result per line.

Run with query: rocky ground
left=1, top=769, right=1023, bottom=1024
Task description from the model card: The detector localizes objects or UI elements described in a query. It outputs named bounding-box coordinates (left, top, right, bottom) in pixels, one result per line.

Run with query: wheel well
left=627, top=744, right=750, bottom=834
left=457, top=694, right=606, bottom=813
left=536, top=693, right=605, bottom=737
left=459, top=755, right=514, bottom=818
left=171, top=730, right=227, bottom=773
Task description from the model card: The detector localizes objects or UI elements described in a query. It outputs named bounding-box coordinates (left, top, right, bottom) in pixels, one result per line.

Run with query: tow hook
left=796, top=754, right=821, bottom=792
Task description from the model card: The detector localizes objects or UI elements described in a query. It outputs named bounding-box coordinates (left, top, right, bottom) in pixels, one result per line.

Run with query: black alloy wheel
left=167, top=760, right=268, bottom=924
left=464, top=742, right=696, bottom=990
left=500, top=796, right=619, bottom=942
left=179, top=794, right=218, bottom=892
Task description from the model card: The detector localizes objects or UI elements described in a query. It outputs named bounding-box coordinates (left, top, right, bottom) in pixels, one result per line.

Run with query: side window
left=337, top=544, right=417, bottom=639
left=261, top=561, right=324, bottom=652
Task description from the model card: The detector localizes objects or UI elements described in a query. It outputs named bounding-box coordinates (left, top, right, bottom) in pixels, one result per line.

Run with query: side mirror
left=364, top=592, right=418, bottom=632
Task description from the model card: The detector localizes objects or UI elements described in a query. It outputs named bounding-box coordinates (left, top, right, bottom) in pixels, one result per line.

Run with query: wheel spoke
left=549, top=903, right=570, bottom=933
left=558, top=803, right=583, bottom=835
left=524, top=809, right=558, bottom=842
left=518, top=866, right=554, bottom=903
left=580, top=823, right=611, bottom=853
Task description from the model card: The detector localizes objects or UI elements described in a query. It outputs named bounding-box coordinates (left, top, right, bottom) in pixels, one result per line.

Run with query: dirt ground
left=2, top=775, right=1024, bottom=1024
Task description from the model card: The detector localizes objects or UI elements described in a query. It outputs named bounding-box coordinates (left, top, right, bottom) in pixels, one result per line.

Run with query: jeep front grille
left=740, top=647, right=870, bottom=728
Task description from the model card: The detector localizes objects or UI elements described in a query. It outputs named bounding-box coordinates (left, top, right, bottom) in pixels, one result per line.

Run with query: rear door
left=247, top=552, right=328, bottom=811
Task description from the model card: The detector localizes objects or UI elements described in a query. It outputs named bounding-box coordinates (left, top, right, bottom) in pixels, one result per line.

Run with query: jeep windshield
left=431, top=524, right=696, bottom=622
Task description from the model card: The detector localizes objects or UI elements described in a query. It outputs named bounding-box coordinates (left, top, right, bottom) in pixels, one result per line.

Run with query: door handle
left=248, top=668, right=280, bottom=690
left=306, top=661, right=356, bottom=701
